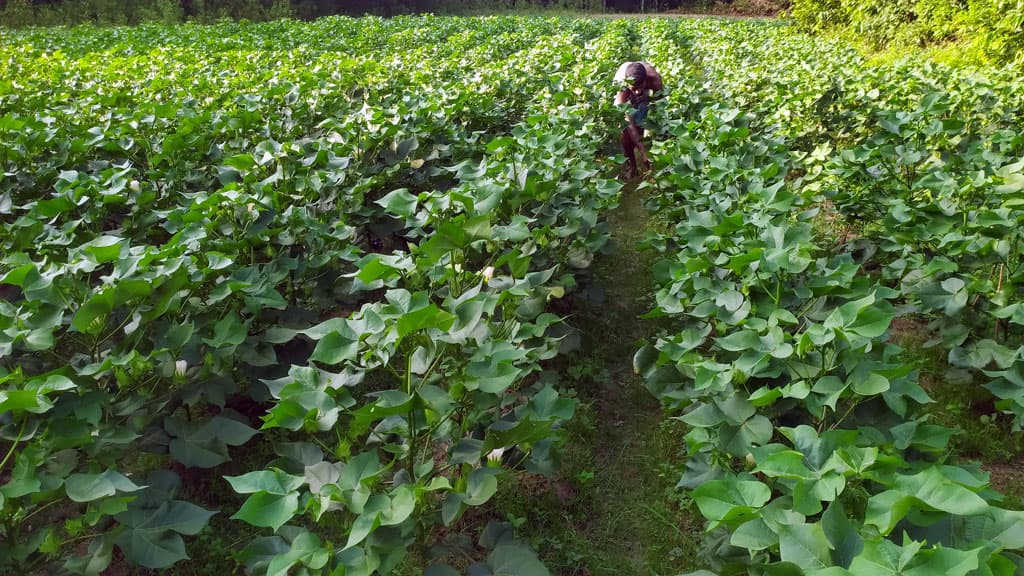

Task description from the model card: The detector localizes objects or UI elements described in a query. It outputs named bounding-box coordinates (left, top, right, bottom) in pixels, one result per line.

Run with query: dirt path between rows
left=543, top=181, right=700, bottom=574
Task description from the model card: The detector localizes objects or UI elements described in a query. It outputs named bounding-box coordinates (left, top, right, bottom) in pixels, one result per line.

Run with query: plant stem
left=21, top=499, right=61, bottom=524
left=0, top=418, right=27, bottom=474
left=406, top=351, right=416, bottom=475
left=61, top=531, right=109, bottom=547
left=418, top=343, right=447, bottom=389
left=829, top=399, right=859, bottom=431
left=312, top=435, right=334, bottom=456
left=97, top=306, right=138, bottom=348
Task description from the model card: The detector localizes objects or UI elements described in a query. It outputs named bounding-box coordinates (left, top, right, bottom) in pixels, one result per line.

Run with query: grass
left=889, top=316, right=1024, bottom=466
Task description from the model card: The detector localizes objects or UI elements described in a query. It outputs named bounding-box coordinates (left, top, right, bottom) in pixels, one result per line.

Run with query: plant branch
left=0, top=418, right=28, bottom=474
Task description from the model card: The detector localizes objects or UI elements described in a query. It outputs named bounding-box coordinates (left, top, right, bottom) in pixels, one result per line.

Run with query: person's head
left=624, top=62, right=647, bottom=91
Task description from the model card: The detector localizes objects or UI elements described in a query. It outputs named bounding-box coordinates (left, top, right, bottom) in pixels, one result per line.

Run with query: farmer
left=614, top=61, right=664, bottom=179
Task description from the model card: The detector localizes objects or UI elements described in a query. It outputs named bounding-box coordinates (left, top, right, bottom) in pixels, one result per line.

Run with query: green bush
left=1, top=0, right=292, bottom=26
left=967, top=0, right=1024, bottom=65
left=1, top=0, right=35, bottom=26
left=790, top=0, right=846, bottom=32
left=790, top=0, right=1024, bottom=65
left=137, top=0, right=186, bottom=24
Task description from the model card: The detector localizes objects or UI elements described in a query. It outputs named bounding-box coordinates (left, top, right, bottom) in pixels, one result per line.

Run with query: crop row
left=0, top=16, right=631, bottom=574
left=637, top=18, right=1024, bottom=576
left=682, top=20, right=1024, bottom=427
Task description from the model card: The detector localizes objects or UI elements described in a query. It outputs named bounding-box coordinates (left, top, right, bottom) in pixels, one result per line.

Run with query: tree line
left=1, top=0, right=781, bottom=26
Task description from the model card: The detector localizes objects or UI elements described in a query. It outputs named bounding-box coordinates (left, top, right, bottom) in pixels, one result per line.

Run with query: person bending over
left=614, top=61, right=664, bottom=179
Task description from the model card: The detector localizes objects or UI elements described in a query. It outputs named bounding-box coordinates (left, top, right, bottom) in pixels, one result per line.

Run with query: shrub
left=790, top=0, right=1024, bottom=65
left=1, top=0, right=35, bottom=26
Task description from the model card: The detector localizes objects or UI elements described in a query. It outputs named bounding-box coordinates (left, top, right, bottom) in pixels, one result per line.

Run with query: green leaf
left=65, top=470, right=144, bottom=503
left=716, top=290, right=745, bottom=312
left=396, top=304, right=457, bottom=338
left=720, top=415, right=773, bottom=457
left=115, top=530, right=189, bottom=569
left=895, top=467, right=989, bottom=515
left=206, top=252, right=234, bottom=270
left=338, top=452, right=382, bottom=491
left=716, top=330, right=762, bottom=352
left=848, top=537, right=902, bottom=575
left=680, top=402, right=725, bottom=427
left=63, top=535, right=113, bottom=575
left=346, top=496, right=386, bottom=549
left=166, top=415, right=257, bottom=468
left=304, top=461, right=341, bottom=494
left=225, top=469, right=304, bottom=495
left=480, top=545, right=551, bottom=576
left=375, top=188, right=419, bottom=218
left=693, top=477, right=772, bottom=529
left=384, top=484, right=416, bottom=526
left=851, top=372, right=889, bottom=396
left=527, top=385, right=576, bottom=420
left=202, top=313, right=248, bottom=348
left=826, top=293, right=873, bottom=325
left=230, top=491, right=299, bottom=532
left=732, top=518, right=777, bottom=551
left=160, top=321, right=194, bottom=350
left=864, top=491, right=914, bottom=536
left=451, top=438, right=485, bottom=465
left=81, top=235, right=124, bottom=263
left=981, top=509, right=1024, bottom=549
left=716, top=395, right=757, bottom=424
left=754, top=449, right=813, bottom=479
left=778, top=523, right=832, bottom=571
left=464, top=468, right=498, bottom=506
left=265, top=530, right=329, bottom=576
left=904, top=547, right=981, bottom=576
left=1, top=452, right=41, bottom=498
left=72, top=296, right=112, bottom=335
left=117, top=500, right=216, bottom=536
left=848, top=305, right=893, bottom=339
left=309, top=330, right=359, bottom=365
left=236, top=535, right=289, bottom=574
left=822, top=500, right=862, bottom=568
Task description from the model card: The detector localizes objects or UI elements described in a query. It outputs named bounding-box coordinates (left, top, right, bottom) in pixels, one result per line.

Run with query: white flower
left=129, top=180, right=140, bottom=192
left=481, top=266, right=495, bottom=284
left=174, top=360, right=188, bottom=378
left=486, top=447, right=504, bottom=465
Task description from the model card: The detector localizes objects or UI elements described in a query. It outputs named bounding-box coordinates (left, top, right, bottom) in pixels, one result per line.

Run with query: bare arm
left=645, top=65, right=665, bottom=100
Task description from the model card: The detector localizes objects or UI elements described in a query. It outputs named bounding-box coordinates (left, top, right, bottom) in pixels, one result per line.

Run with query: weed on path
left=495, top=180, right=701, bottom=575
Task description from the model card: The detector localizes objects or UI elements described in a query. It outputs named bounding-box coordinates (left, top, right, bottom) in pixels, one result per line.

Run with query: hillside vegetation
left=791, top=0, right=1024, bottom=66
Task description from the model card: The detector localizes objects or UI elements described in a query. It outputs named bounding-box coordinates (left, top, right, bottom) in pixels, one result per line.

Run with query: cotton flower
left=174, top=360, right=188, bottom=378
left=486, top=447, right=504, bottom=466
left=481, top=266, right=495, bottom=284
left=129, top=180, right=140, bottom=193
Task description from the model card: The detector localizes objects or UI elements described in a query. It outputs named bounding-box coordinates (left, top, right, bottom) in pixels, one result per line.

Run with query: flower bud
left=174, top=360, right=188, bottom=378
left=481, top=266, right=495, bottom=284
left=486, top=447, right=504, bottom=466
left=129, top=180, right=140, bottom=193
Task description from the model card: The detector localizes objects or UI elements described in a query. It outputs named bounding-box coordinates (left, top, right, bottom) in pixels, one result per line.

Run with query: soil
left=888, top=315, right=931, bottom=349
left=984, top=458, right=1024, bottom=502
